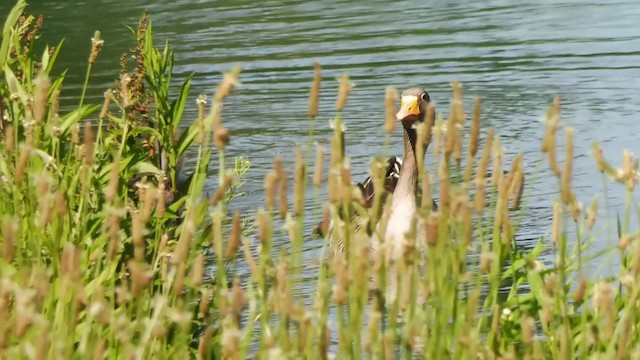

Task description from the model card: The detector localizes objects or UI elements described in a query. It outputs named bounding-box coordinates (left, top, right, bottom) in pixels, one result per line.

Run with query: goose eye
left=421, top=93, right=428, bottom=101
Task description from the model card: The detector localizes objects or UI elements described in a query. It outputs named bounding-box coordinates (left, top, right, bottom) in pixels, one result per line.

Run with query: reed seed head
left=561, top=127, right=574, bottom=204
left=293, top=147, right=306, bottom=216
left=89, top=30, right=104, bottom=64
left=99, top=90, right=112, bottom=119
left=587, top=197, right=597, bottom=230
left=313, top=145, right=324, bottom=188
left=191, top=252, right=205, bottom=287
left=264, top=170, right=278, bottom=210
left=84, top=122, right=94, bottom=165
left=214, top=65, right=241, bottom=101
left=225, top=212, right=242, bottom=259
left=256, top=208, right=271, bottom=245
left=33, top=71, right=50, bottom=124
left=2, top=217, right=17, bottom=262
left=551, top=201, right=561, bottom=246
left=335, top=72, right=353, bottom=112
left=308, top=61, right=321, bottom=118
left=214, top=127, right=230, bottom=149
left=384, top=86, right=399, bottom=134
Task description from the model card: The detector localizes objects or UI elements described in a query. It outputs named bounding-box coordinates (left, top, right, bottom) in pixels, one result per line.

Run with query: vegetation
left=1, top=1, right=639, bottom=359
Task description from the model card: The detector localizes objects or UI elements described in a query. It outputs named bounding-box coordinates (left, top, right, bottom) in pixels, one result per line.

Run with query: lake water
left=5, top=0, right=640, bottom=276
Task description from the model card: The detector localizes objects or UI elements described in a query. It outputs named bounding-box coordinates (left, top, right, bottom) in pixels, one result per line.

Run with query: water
left=5, top=0, right=640, bottom=280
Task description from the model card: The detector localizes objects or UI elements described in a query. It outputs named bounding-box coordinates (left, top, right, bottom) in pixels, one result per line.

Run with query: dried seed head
left=15, top=146, right=31, bottom=184
left=174, top=219, right=194, bottom=264
left=573, top=277, right=587, bottom=304
left=551, top=201, right=561, bottom=246
left=199, top=289, right=211, bottom=319
left=61, top=243, right=80, bottom=280
left=2, top=217, right=17, bottom=262
left=331, top=252, right=348, bottom=305
left=438, top=157, right=451, bottom=208
left=279, top=170, right=289, bottom=219
left=213, top=127, right=230, bottom=149
left=384, top=86, right=399, bottom=134
left=313, top=145, right=324, bottom=188
left=593, top=142, right=606, bottom=173
left=256, top=208, right=271, bottom=244
left=308, top=61, right=321, bottom=118
left=197, top=95, right=207, bottom=122
left=476, top=129, right=494, bottom=184
left=592, top=281, right=614, bottom=314
left=243, top=238, right=259, bottom=281
left=33, top=72, right=50, bottom=124
left=264, top=170, right=278, bottom=210
left=99, top=90, right=112, bottom=119
left=174, top=265, right=186, bottom=294
left=570, top=199, right=581, bottom=222
left=543, top=273, right=557, bottom=296
left=5, top=125, right=15, bottom=154
left=491, top=137, right=503, bottom=188
left=84, top=122, right=94, bottom=165
left=421, top=175, right=433, bottom=211
left=480, top=251, right=494, bottom=273
left=210, top=174, right=235, bottom=206
left=128, top=260, right=151, bottom=296
left=89, top=31, right=104, bottom=64
left=318, top=203, right=330, bottom=237
left=225, top=212, right=242, bottom=259
left=105, top=158, right=120, bottom=202
left=425, top=213, right=439, bottom=247
left=561, top=127, right=574, bottom=204
left=231, top=277, right=246, bottom=316
left=335, top=72, right=353, bottom=112
left=587, top=197, right=597, bottom=230
left=293, top=147, right=306, bottom=216
left=198, top=326, right=214, bottom=359
left=618, top=234, right=630, bottom=250
left=191, top=252, right=205, bottom=287
left=131, top=212, right=145, bottom=261
left=510, top=168, right=525, bottom=211
left=450, top=81, right=465, bottom=124
left=214, top=65, right=241, bottom=101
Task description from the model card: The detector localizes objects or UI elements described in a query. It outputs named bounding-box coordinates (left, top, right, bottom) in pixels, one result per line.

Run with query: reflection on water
left=4, top=0, right=639, bottom=277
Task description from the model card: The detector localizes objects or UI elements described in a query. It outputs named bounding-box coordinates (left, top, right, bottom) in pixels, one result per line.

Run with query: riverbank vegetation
left=1, top=1, right=639, bottom=359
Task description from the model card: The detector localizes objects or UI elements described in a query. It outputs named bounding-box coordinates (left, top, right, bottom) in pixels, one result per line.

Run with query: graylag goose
left=324, top=88, right=433, bottom=257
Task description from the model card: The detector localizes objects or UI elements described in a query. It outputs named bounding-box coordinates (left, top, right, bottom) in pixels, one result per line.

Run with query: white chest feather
left=384, top=200, right=417, bottom=259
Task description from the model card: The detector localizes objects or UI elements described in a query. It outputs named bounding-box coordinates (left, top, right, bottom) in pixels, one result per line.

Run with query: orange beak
left=396, top=96, right=420, bottom=121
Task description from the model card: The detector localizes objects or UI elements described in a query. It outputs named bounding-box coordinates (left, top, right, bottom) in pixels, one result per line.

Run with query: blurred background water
left=4, top=0, right=640, bottom=277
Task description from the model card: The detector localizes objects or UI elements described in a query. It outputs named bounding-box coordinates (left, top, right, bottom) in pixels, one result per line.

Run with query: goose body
left=324, top=88, right=433, bottom=260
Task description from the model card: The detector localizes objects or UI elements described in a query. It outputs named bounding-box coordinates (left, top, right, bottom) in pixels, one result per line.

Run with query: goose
left=371, top=87, right=432, bottom=261
left=323, top=88, right=434, bottom=257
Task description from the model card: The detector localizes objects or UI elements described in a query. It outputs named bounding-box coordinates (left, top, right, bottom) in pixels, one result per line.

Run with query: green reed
left=2, top=1, right=640, bottom=359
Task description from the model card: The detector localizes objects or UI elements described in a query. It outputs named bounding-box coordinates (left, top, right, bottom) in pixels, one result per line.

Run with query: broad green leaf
left=50, top=69, right=67, bottom=96
left=60, top=104, right=101, bottom=136
left=169, top=74, right=193, bottom=128
left=45, top=39, right=65, bottom=75
left=131, top=161, right=162, bottom=176
left=527, top=270, right=545, bottom=306
left=175, top=120, right=198, bottom=159
left=0, top=0, right=26, bottom=70
left=4, top=64, right=28, bottom=104
left=129, top=126, right=162, bottom=140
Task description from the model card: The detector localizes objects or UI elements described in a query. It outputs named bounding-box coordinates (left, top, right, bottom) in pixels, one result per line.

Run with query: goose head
left=395, top=87, right=431, bottom=129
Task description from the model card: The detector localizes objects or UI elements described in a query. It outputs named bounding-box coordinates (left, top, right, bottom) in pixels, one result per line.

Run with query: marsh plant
left=1, top=1, right=640, bottom=359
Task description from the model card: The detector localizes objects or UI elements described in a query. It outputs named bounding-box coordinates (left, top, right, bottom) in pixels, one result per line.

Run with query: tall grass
left=1, top=1, right=640, bottom=359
